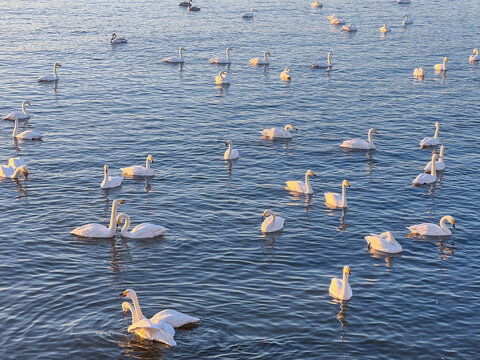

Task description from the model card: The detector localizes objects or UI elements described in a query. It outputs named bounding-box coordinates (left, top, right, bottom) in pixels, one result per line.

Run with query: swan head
left=474, top=48, right=478, bottom=55
left=104, top=164, right=109, bottom=173
left=342, top=180, right=351, bottom=188
left=147, top=155, right=154, bottom=164
left=112, top=199, right=126, bottom=208
left=343, top=265, right=351, bottom=275
left=120, top=288, right=137, bottom=299
left=111, top=33, right=117, bottom=40
left=434, top=122, right=439, bottom=128
left=180, top=47, right=186, bottom=51
left=285, top=124, right=297, bottom=132
left=18, top=165, right=28, bottom=177
left=264, top=51, right=271, bottom=57
left=225, top=140, right=232, bottom=147
left=54, top=63, right=61, bottom=68
left=444, top=57, right=448, bottom=62
left=447, top=216, right=455, bottom=228
left=306, top=169, right=316, bottom=177
left=369, top=128, right=379, bottom=135
left=227, top=47, right=233, bottom=51
left=116, top=212, right=130, bottom=226
left=262, top=209, right=274, bottom=218
left=121, top=302, right=131, bottom=316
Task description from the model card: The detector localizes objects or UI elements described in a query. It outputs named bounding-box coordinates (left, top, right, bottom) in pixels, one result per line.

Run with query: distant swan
left=242, top=8, right=254, bottom=18
left=407, top=215, right=455, bottom=236
left=261, top=124, right=298, bottom=139
left=365, top=231, right=402, bottom=254
left=163, top=47, right=185, bottom=63
left=402, top=15, right=413, bottom=25
left=224, top=140, right=239, bottom=160
left=340, top=128, right=378, bottom=150
left=178, top=0, right=191, bottom=6
left=311, top=0, right=322, bottom=7
left=434, top=57, right=447, bottom=71
left=469, top=48, right=479, bottom=62
left=100, top=164, right=123, bottom=189
left=250, top=51, right=270, bottom=65
left=312, top=52, right=333, bottom=68
left=0, top=165, right=28, bottom=179
left=329, top=265, right=352, bottom=300
left=3, top=100, right=31, bottom=121
left=342, top=24, right=357, bottom=32
left=413, top=68, right=424, bottom=79
left=110, top=33, right=127, bottom=44
left=117, top=212, right=168, bottom=238
left=324, top=180, right=350, bottom=208
left=210, top=47, right=232, bottom=64
left=328, top=14, right=345, bottom=25
left=261, top=209, right=285, bottom=233
left=412, top=152, right=437, bottom=185
left=38, top=63, right=61, bottom=82
left=397, top=0, right=411, bottom=3
left=215, top=71, right=230, bottom=84
left=380, top=24, right=391, bottom=33
left=285, top=169, right=316, bottom=194
left=420, top=122, right=440, bottom=148
left=121, top=155, right=154, bottom=176
left=280, top=67, right=291, bottom=81
left=424, top=145, right=445, bottom=173
left=12, top=117, right=42, bottom=140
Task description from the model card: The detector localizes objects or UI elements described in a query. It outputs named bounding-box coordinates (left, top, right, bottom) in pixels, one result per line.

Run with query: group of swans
left=100, top=156, right=154, bottom=189
left=0, top=157, right=28, bottom=179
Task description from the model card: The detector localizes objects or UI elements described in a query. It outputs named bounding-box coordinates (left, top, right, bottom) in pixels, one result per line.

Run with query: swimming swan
left=324, top=180, right=350, bottom=208
left=402, top=15, right=413, bottom=25
left=365, top=231, right=402, bottom=253
left=215, top=71, right=230, bottom=84
left=434, top=57, right=448, bottom=71
left=285, top=169, right=316, bottom=194
left=110, top=33, right=127, bottom=44
left=210, top=47, right=232, bottom=64
left=187, top=3, right=200, bottom=11
left=250, top=52, right=270, bottom=65
left=412, top=152, right=437, bottom=185
left=407, top=215, right=455, bottom=236
left=70, top=199, right=125, bottom=238
left=312, top=52, right=333, bottom=68
left=100, top=164, right=123, bottom=189
left=329, top=265, right=352, bottom=300
left=413, top=68, right=424, bottom=79
left=0, top=165, right=28, bottom=179
left=3, top=100, right=31, bottom=121
left=280, top=67, right=291, bottom=80
left=342, top=24, right=357, bottom=32
left=162, top=47, right=185, bottom=63
left=340, top=128, right=378, bottom=150
left=328, top=14, right=345, bottom=25
left=261, top=209, right=285, bottom=233
left=469, top=48, right=479, bottom=62
left=117, top=212, right=168, bottom=238
left=178, top=0, right=191, bottom=6
left=38, top=63, right=61, bottom=82
left=380, top=24, right=391, bottom=33
left=420, top=122, right=440, bottom=148
left=261, top=124, right=298, bottom=139
left=311, top=1, right=322, bottom=8
left=12, top=117, right=42, bottom=140
left=224, top=140, right=239, bottom=160
left=242, top=8, right=254, bottom=18
left=397, top=0, right=411, bottom=3
left=121, top=155, right=154, bottom=176
left=424, top=145, right=445, bottom=173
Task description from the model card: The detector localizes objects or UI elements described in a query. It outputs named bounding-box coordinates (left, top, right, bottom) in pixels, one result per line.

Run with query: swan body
left=340, top=128, right=378, bottom=150
left=110, top=33, right=127, bottom=44
left=210, top=47, right=232, bottom=64
left=117, top=212, right=168, bottom=239
left=224, top=140, right=239, bottom=160
left=187, top=3, right=200, bottom=11
left=434, top=57, right=448, bottom=71
left=424, top=145, right=445, bottom=173
left=413, top=68, right=424, bottom=79
left=413, top=152, right=437, bottom=185
left=420, top=122, right=440, bottom=148
left=312, top=52, right=333, bottom=68
left=402, top=15, right=413, bottom=25
left=285, top=169, right=316, bottom=194
left=262, top=124, right=297, bottom=139
left=100, top=164, right=123, bottom=189
left=0, top=165, right=28, bottom=179
left=179, top=0, right=191, bottom=6
left=250, top=52, right=270, bottom=65
left=38, top=63, right=61, bottom=82
left=328, top=14, right=345, bottom=25
left=242, top=8, right=254, bottom=18
left=8, top=157, right=26, bottom=169
left=280, top=67, right=291, bottom=80
left=311, top=0, right=322, bottom=7
left=163, top=47, right=185, bottom=63
left=407, top=215, right=455, bottom=237
left=3, top=100, right=31, bottom=121
left=215, top=71, right=230, bottom=84
left=121, top=155, right=154, bottom=176
left=70, top=199, right=124, bottom=238
left=12, top=118, right=42, bottom=140
left=329, top=265, right=352, bottom=301
left=324, top=180, right=350, bottom=208
left=342, top=24, right=357, bottom=32
left=365, top=231, right=402, bottom=254
left=261, top=209, right=285, bottom=233
left=469, top=48, right=479, bottom=62
left=380, top=24, right=391, bottom=33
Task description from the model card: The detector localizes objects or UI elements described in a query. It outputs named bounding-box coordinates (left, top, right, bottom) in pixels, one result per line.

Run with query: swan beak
left=117, top=219, right=121, bottom=226
left=347, top=269, right=351, bottom=275
left=225, top=142, right=229, bottom=147
left=374, top=130, right=379, bottom=134
left=24, top=170, right=28, bottom=176
left=346, top=181, right=351, bottom=187
left=120, top=290, right=128, bottom=298
left=119, top=200, right=126, bottom=204
left=451, top=221, right=455, bottom=228
left=262, top=212, right=266, bottom=218
left=312, top=172, right=317, bottom=176
left=123, top=309, right=127, bottom=316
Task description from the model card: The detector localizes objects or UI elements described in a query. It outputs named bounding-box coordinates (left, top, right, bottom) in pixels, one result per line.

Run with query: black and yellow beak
left=123, top=309, right=127, bottom=316
left=346, top=181, right=351, bottom=187
left=347, top=268, right=351, bottom=275
left=451, top=221, right=455, bottom=228
left=117, top=219, right=121, bottom=226
left=312, top=172, right=316, bottom=176
left=119, top=200, right=126, bottom=204
left=374, top=130, right=379, bottom=134
left=119, top=290, right=127, bottom=298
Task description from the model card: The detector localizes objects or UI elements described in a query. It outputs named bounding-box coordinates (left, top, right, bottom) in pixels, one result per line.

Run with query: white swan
left=340, top=128, right=378, bottom=150
left=469, top=48, right=479, bottom=62
left=420, top=122, right=440, bottom=148
left=117, top=212, right=168, bottom=238
left=328, top=14, right=345, bottom=25
left=12, top=117, right=42, bottom=140
left=121, top=288, right=199, bottom=329
left=365, top=231, right=402, bottom=254
left=224, top=140, right=239, bottom=160
left=397, top=0, right=411, bottom=3
left=329, top=265, right=352, bottom=301
left=380, top=24, right=391, bottom=33
left=0, top=165, right=28, bottom=179
left=100, top=164, right=123, bottom=189
left=424, top=145, right=445, bottom=173
left=261, top=209, right=285, bottom=233
left=280, top=67, right=291, bottom=81
left=312, top=52, right=333, bottom=68
left=250, top=52, right=270, bottom=65
left=285, top=169, right=316, bottom=194
left=70, top=199, right=125, bottom=238
left=3, top=100, right=31, bottom=121
left=434, top=57, right=448, bottom=71
left=342, top=24, right=357, bottom=32
left=210, top=47, right=232, bottom=64
left=215, top=71, right=230, bottom=84
left=121, top=155, right=154, bottom=176
left=324, top=180, right=350, bottom=208
left=8, top=157, right=26, bottom=169
left=162, top=47, right=185, bottom=63
left=412, top=152, right=437, bottom=185
left=110, top=33, right=127, bottom=44
left=261, top=124, right=297, bottom=139
left=402, top=15, right=413, bottom=25
left=311, top=0, right=322, bottom=7
left=178, top=0, right=191, bottom=6
left=38, top=63, right=61, bottom=82
left=242, top=8, right=254, bottom=18
left=413, top=68, right=424, bottom=79
left=407, top=215, right=455, bottom=236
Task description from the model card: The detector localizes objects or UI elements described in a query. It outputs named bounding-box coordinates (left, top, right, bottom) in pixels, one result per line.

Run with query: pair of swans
left=325, top=180, right=350, bottom=208
left=12, top=117, right=42, bottom=140
left=402, top=15, right=413, bottom=25
left=470, top=49, right=479, bottom=62
left=224, top=140, right=239, bottom=160
left=380, top=24, right=391, bottom=33
left=312, top=52, right=333, bottom=68
left=117, top=213, right=168, bottom=238
left=413, top=68, right=424, bottom=79
left=412, top=152, right=438, bottom=185
left=3, top=100, right=31, bottom=120
left=407, top=215, right=455, bottom=236
left=261, top=124, right=298, bottom=139
left=328, top=14, right=345, bottom=25
left=434, top=57, right=448, bottom=71
left=242, top=8, right=254, bottom=18
left=285, top=169, right=316, bottom=194
left=250, top=52, right=270, bottom=65
left=365, top=231, right=402, bottom=254
left=420, top=122, right=440, bottom=148
left=121, top=155, right=154, bottom=176
left=210, top=47, right=232, bottom=64
left=329, top=266, right=352, bottom=301
left=342, top=24, right=357, bottom=32
left=215, top=71, right=230, bottom=84
left=38, top=63, right=61, bottom=82
left=110, top=33, right=127, bottom=44
left=121, top=289, right=199, bottom=346
left=340, top=128, right=378, bottom=150
left=101, top=165, right=123, bottom=189
left=163, top=47, right=185, bottom=63
left=0, top=157, right=28, bottom=179
left=280, top=67, right=291, bottom=81
left=261, top=209, right=285, bottom=233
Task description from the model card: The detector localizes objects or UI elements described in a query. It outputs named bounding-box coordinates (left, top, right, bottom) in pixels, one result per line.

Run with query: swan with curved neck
left=365, top=231, right=402, bottom=254
left=110, top=33, right=127, bottom=44
left=261, top=209, right=285, bottom=233
left=70, top=199, right=125, bottom=238
left=250, top=51, right=271, bottom=65
left=116, top=212, right=168, bottom=238
left=285, top=169, right=316, bottom=194
left=162, top=47, right=185, bottom=63
left=424, top=145, right=445, bottom=173
left=329, top=265, right=352, bottom=300
left=3, top=100, right=31, bottom=121
left=434, top=57, right=448, bottom=71
left=402, top=15, right=413, bottom=25
left=280, top=67, right=291, bottom=81
left=380, top=24, right=390, bottom=33
left=261, top=124, right=298, bottom=139
left=224, top=140, right=239, bottom=160
left=420, top=122, right=440, bottom=148
left=100, top=164, right=123, bottom=189
left=407, top=215, right=455, bottom=236
left=469, top=48, right=479, bottom=62
left=242, top=8, right=254, bottom=18
left=12, top=117, right=42, bottom=140
left=215, top=71, right=230, bottom=84
left=0, top=165, right=28, bottom=179
left=340, top=128, right=378, bottom=150
left=121, top=155, right=154, bottom=176
left=38, top=63, right=61, bottom=82
left=325, top=180, right=350, bottom=208
left=210, top=47, right=233, bottom=64
left=312, top=52, right=333, bottom=68
left=413, top=152, right=437, bottom=185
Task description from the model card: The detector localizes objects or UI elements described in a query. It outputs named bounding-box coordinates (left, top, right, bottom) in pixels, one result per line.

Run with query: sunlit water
left=1, top=0, right=479, bottom=358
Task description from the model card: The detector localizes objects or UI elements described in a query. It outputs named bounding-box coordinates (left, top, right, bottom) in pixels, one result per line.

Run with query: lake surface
left=1, top=0, right=479, bottom=358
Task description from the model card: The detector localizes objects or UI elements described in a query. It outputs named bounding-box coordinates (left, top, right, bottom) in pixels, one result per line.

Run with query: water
left=1, top=0, right=479, bottom=358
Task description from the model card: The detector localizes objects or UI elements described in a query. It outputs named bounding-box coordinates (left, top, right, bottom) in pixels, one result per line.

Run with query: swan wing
left=17, top=130, right=42, bottom=140
left=70, top=223, right=109, bottom=237
left=329, top=278, right=343, bottom=298
left=340, top=139, right=370, bottom=149
left=151, top=309, right=200, bottom=328
left=286, top=181, right=306, bottom=193
left=121, top=165, right=146, bottom=176
left=0, top=165, right=14, bottom=178
left=324, top=192, right=341, bottom=206
left=128, top=223, right=168, bottom=238
left=8, top=157, right=26, bottom=169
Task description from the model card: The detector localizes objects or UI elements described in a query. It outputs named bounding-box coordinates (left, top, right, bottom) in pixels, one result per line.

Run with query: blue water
left=1, top=0, right=479, bottom=358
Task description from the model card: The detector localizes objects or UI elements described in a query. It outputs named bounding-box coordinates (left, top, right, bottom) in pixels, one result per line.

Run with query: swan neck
left=120, top=215, right=130, bottom=236
left=108, top=201, right=119, bottom=234
left=145, top=158, right=151, bottom=169
left=439, top=146, right=444, bottom=160
left=434, top=125, right=439, bottom=139
left=439, top=216, right=448, bottom=231
left=226, top=48, right=230, bottom=59
left=327, top=52, right=331, bottom=65
left=341, top=271, right=349, bottom=298
left=305, top=172, right=311, bottom=193
left=130, top=293, right=145, bottom=320
left=12, top=118, right=18, bottom=137
left=431, top=153, right=436, bottom=175
left=179, top=48, right=183, bottom=59
left=127, top=303, right=138, bottom=324
left=367, top=129, right=374, bottom=145
left=12, top=167, right=23, bottom=178
left=53, top=64, right=57, bottom=78
left=341, top=183, right=347, bottom=207
left=21, top=101, right=27, bottom=114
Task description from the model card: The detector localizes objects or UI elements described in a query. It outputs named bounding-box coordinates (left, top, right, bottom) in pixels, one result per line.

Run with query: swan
left=312, top=52, right=333, bottom=68
left=261, top=209, right=285, bottom=233
left=469, top=48, right=479, bottom=62
left=3, top=100, right=31, bottom=121
left=110, top=33, right=127, bottom=44
left=38, top=63, right=61, bottom=82
left=100, top=164, right=123, bottom=189
left=121, top=155, right=154, bottom=176
left=342, top=24, right=357, bottom=32
left=121, top=288, right=199, bottom=329
left=215, top=71, right=230, bottom=84
left=412, top=152, right=437, bottom=185
left=178, top=0, right=191, bottom=6
left=324, top=180, right=350, bottom=208
left=285, top=169, right=316, bottom=194
left=397, top=0, right=411, bottom=3
left=210, top=47, right=232, bottom=64
left=224, top=140, right=239, bottom=160
left=0, top=165, right=28, bottom=179
left=261, top=124, right=298, bottom=139
left=402, top=15, right=413, bottom=25
left=162, top=47, right=185, bottom=63
left=328, top=14, right=346, bottom=25
left=380, top=24, right=391, bottom=33
left=329, top=265, right=352, bottom=301
left=340, top=128, right=378, bottom=150
left=311, top=0, right=322, bottom=7
left=12, top=117, right=42, bottom=140
left=407, top=215, right=455, bottom=236
left=8, top=157, right=26, bottom=169
left=117, top=212, right=168, bottom=238
left=187, top=3, right=200, bottom=11
left=365, top=231, right=402, bottom=254
left=280, top=67, right=291, bottom=81
left=413, top=68, right=424, bottom=79
left=250, top=52, right=270, bottom=65
left=434, top=57, right=448, bottom=71
left=420, top=122, right=440, bottom=148
left=70, top=199, right=125, bottom=238
left=424, top=145, right=445, bottom=173
left=242, top=8, right=254, bottom=18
